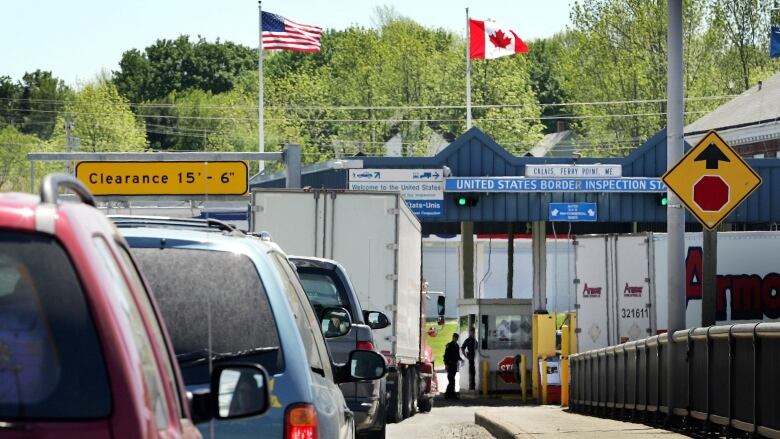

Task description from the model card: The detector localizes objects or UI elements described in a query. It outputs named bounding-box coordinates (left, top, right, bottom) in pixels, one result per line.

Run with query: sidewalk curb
left=474, top=411, right=531, bottom=439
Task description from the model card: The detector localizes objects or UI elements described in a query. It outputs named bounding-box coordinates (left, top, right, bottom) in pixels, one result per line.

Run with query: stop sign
left=693, top=175, right=730, bottom=212
left=497, top=356, right=516, bottom=384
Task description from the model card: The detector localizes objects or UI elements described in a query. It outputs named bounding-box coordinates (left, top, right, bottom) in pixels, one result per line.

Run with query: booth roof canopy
left=253, top=128, right=780, bottom=225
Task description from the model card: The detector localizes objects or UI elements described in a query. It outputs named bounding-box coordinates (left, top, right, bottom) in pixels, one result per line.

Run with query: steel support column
left=532, top=221, right=547, bottom=312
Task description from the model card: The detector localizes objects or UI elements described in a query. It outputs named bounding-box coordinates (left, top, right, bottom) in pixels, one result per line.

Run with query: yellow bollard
left=541, top=357, right=548, bottom=405
left=531, top=314, right=556, bottom=400
left=520, top=353, right=527, bottom=403
left=561, top=324, right=570, bottom=407
left=481, top=359, right=489, bottom=397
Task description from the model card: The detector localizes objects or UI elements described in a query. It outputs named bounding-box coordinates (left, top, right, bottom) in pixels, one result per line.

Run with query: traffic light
left=657, top=194, right=668, bottom=207
left=454, top=194, right=478, bottom=207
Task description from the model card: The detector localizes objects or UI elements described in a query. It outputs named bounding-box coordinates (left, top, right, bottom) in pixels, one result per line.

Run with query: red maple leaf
left=489, top=30, right=512, bottom=49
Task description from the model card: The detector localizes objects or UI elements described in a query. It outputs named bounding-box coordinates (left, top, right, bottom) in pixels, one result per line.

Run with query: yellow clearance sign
left=75, top=161, right=248, bottom=196
left=662, top=130, right=761, bottom=230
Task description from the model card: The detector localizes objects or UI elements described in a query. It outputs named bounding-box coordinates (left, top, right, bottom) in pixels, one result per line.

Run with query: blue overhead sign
left=549, top=203, right=597, bottom=222
left=444, top=177, right=666, bottom=193
left=405, top=200, right=444, bottom=217
left=349, top=168, right=445, bottom=219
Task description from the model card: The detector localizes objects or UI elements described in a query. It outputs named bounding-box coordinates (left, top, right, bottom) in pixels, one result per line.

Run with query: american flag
left=261, top=11, right=322, bottom=52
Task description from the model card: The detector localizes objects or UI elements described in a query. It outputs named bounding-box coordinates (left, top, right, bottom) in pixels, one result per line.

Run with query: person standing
left=443, top=333, right=461, bottom=399
left=461, top=328, right=477, bottom=391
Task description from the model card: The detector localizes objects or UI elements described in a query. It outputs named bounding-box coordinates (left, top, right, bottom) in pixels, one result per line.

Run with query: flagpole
left=465, top=7, right=472, bottom=129
left=258, top=1, right=265, bottom=173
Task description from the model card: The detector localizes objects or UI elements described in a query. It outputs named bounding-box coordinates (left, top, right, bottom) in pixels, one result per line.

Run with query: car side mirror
left=190, top=363, right=270, bottom=424
left=364, top=311, right=390, bottom=330
left=333, top=350, right=387, bottom=383
left=437, top=296, right=446, bottom=316
left=320, top=307, right=352, bottom=338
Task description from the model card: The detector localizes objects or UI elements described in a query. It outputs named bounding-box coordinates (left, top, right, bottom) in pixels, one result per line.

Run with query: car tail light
left=357, top=340, right=375, bottom=351
left=285, top=404, right=318, bottom=439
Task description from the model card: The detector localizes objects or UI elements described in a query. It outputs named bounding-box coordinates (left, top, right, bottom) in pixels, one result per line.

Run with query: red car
left=0, top=174, right=269, bottom=438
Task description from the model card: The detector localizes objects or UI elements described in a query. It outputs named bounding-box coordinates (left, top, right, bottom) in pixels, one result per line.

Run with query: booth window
left=483, top=315, right=532, bottom=350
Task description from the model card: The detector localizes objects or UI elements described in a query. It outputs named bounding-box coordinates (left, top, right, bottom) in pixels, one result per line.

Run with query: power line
left=0, top=95, right=736, bottom=111
left=3, top=107, right=710, bottom=122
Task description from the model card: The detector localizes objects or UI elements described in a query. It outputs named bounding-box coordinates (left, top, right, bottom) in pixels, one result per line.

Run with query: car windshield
left=130, top=246, right=283, bottom=382
left=0, top=231, right=111, bottom=419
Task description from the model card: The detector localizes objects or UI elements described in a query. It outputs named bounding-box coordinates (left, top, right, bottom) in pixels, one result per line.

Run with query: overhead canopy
left=253, top=128, right=780, bottom=227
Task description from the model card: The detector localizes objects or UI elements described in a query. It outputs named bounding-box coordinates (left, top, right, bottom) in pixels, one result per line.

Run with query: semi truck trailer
left=573, top=231, right=780, bottom=351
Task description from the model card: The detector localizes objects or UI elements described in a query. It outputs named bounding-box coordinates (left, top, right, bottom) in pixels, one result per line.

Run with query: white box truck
left=250, top=189, right=436, bottom=421
left=573, top=232, right=780, bottom=351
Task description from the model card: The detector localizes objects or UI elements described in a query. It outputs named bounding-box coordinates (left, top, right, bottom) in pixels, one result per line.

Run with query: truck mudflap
left=418, top=361, right=437, bottom=395
left=417, top=362, right=435, bottom=413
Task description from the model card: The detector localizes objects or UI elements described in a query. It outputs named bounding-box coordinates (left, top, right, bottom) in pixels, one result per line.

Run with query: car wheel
left=387, top=371, right=403, bottom=423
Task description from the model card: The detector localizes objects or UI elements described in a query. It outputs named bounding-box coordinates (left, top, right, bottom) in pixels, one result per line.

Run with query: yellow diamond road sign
left=662, top=130, right=761, bottom=230
left=75, top=161, right=248, bottom=196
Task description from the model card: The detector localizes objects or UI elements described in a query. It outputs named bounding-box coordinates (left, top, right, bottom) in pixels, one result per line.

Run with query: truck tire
left=402, top=368, right=413, bottom=419
left=418, top=396, right=433, bottom=413
left=360, top=424, right=386, bottom=439
left=387, top=371, right=403, bottom=423
left=409, top=368, right=418, bottom=416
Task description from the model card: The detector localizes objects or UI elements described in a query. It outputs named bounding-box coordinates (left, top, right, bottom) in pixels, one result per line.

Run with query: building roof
left=252, top=127, right=780, bottom=225
left=685, top=72, right=780, bottom=146
left=526, top=130, right=575, bottom=157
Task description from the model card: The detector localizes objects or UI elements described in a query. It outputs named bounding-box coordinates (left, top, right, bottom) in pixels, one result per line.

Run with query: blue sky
left=2, top=0, right=573, bottom=86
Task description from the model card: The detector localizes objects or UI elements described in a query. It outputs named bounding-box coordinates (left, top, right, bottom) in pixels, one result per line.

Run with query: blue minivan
left=113, top=217, right=386, bottom=438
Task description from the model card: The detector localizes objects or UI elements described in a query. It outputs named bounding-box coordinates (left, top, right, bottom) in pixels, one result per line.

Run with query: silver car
left=290, top=256, right=392, bottom=439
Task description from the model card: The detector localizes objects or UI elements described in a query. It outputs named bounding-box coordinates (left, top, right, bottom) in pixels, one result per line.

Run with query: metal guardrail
left=570, top=323, right=780, bottom=438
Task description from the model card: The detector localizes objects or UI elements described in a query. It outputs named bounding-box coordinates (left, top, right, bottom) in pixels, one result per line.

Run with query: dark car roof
left=289, top=255, right=339, bottom=271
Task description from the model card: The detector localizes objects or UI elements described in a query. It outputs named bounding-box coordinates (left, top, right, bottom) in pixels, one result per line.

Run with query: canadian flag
left=469, top=19, right=528, bottom=59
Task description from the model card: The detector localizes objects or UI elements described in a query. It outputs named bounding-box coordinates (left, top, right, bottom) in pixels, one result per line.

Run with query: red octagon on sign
left=497, top=356, right=516, bottom=384
left=693, top=175, right=729, bottom=212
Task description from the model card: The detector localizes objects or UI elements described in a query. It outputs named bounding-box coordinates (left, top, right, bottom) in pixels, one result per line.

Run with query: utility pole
left=666, top=0, right=686, bottom=414
left=64, top=119, right=78, bottom=174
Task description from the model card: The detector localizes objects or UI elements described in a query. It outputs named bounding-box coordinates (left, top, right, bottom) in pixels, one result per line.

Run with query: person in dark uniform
left=461, top=328, right=477, bottom=391
left=443, top=332, right=461, bottom=399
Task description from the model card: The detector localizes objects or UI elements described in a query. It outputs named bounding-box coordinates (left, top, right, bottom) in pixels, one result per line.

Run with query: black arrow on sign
left=694, top=143, right=730, bottom=169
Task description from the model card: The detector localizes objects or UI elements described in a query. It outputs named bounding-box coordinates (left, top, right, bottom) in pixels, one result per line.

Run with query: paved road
left=387, top=397, right=501, bottom=439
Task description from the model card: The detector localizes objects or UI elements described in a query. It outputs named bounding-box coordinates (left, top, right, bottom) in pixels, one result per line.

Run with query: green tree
left=0, top=126, right=41, bottom=191
left=15, top=70, right=72, bottom=140
left=48, top=81, right=147, bottom=152
left=0, top=76, right=21, bottom=129
left=113, top=36, right=259, bottom=103
left=528, top=34, right=572, bottom=134
left=557, top=0, right=780, bottom=155
left=711, top=0, right=776, bottom=91
left=326, top=26, right=389, bottom=156
left=470, top=55, right=545, bottom=154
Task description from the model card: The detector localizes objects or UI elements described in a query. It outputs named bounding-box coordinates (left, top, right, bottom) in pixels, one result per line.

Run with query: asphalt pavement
left=387, top=396, right=507, bottom=439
